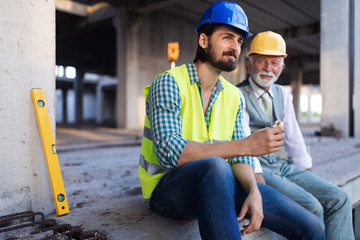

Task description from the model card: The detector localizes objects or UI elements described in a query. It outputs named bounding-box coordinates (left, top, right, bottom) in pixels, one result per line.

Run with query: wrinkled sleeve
left=228, top=98, right=255, bottom=169
left=146, top=73, right=189, bottom=170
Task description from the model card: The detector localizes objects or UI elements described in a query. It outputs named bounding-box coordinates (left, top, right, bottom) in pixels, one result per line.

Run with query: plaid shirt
left=146, top=61, right=254, bottom=170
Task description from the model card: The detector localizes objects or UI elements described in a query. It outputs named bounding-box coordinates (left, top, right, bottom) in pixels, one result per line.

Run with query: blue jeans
left=261, top=159, right=354, bottom=240
left=150, top=157, right=325, bottom=240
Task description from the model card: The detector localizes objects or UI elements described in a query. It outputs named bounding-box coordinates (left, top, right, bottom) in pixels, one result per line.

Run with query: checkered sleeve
left=146, top=72, right=189, bottom=169
left=228, top=98, right=255, bottom=169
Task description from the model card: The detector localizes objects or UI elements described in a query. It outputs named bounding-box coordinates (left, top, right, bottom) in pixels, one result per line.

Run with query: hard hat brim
left=195, top=22, right=253, bottom=39
left=247, top=52, right=288, bottom=58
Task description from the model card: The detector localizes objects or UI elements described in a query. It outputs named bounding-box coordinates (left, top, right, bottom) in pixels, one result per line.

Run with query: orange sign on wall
left=168, top=42, right=180, bottom=61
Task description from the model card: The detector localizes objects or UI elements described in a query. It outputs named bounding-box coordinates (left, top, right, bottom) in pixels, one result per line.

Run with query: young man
left=238, top=30, right=354, bottom=240
left=139, top=2, right=325, bottom=239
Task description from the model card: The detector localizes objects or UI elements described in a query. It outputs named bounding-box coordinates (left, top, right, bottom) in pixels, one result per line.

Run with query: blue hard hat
left=195, top=1, right=252, bottom=39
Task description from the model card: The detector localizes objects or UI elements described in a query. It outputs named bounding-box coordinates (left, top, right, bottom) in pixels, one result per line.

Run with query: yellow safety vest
left=139, top=64, right=240, bottom=199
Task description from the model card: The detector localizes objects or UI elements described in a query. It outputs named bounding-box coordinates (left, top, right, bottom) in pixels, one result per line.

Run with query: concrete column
left=74, top=70, right=84, bottom=125
left=113, top=9, right=142, bottom=129
left=306, top=94, right=312, bottom=123
left=62, top=89, right=68, bottom=123
left=290, top=61, right=303, bottom=121
left=354, top=0, right=360, bottom=137
left=0, top=0, right=54, bottom=215
left=96, top=84, right=104, bottom=125
left=113, top=9, right=127, bottom=129
left=354, top=205, right=360, bottom=239
left=96, top=80, right=117, bottom=124
left=320, top=0, right=350, bottom=137
left=126, top=14, right=142, bottom=129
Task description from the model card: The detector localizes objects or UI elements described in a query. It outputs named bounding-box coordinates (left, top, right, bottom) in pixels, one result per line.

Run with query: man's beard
left=206, top=42, right=238, bottom=72
left=251, top=71, right=278, bottom=88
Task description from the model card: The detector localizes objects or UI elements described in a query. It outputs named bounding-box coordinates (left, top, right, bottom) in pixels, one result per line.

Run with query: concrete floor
left=49, top=126, right=360, bottom=240
left=53, top=127, right=201, bottom=240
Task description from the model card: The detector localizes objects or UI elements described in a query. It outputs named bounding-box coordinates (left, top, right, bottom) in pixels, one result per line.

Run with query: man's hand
left=231, top=163, right=264, bottom=235
left=255, top=173, right=266, bottom=184
left=237, top=188, right=264, bottom=235
left=243, top=126, right=285, bottom=156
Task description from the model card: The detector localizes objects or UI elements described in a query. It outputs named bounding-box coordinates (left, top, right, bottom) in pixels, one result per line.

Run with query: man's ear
left=280, top=62, right=285, bottom=74
left=199, top=33, right=208, bottom=49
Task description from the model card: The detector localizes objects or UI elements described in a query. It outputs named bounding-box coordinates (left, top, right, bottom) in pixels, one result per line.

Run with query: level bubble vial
left=57, top=194, right=65, bottom=202
left=37, top=100, right=45, bottom=107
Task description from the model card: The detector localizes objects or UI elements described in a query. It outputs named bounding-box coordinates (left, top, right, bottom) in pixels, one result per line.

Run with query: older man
left=238, top=30, right=354, bottom=240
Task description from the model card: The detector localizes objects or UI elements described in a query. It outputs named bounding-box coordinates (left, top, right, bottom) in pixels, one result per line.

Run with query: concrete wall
left=320, top=0, right=350, bottom=137
left=0, top=0, right=55, bottom=215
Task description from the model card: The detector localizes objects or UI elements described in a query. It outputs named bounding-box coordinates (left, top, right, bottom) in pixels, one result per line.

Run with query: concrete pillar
left=113, top=9, right=142, bottom=129
left=62, top=89, right=68, bottom=123
left=74, top=70, right=84, bottom=125
left=96, top=80, right=117, bottom=124
left=96, top=84, right=104, bottom=125
left=354, top=0, right=360, bottom=137
left=354, top=205, right=360, bottom=239
left=113, top=9, right=127, bottom=129
left=307, top=94, right=312, bottom=123
left=0, top=0, right=54, bottom=215
left=126, top=14, right=142, bottom=129
left=290, top=61, right=303, bottom=121
left=320, top=0, right=350, bottom=137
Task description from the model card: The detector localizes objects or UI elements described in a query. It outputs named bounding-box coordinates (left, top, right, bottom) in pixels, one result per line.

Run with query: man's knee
left=329, top=187, right=351, bottom=211
left=199, top=156, right=233, bottom=175
left=197, top=157, right=235, bottom=187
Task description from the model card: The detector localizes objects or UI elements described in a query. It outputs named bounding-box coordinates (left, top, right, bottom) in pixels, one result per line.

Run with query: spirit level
left=31, top=89, right=69, bottom=216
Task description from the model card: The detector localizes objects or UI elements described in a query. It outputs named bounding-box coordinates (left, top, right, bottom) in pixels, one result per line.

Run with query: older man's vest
left=238, top=79, right=284, bottom=163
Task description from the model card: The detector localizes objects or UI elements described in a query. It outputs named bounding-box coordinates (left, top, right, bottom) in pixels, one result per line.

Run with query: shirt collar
left=187, top=61, right=224, bottom=92
left=248, top=76, right=274, bottom=99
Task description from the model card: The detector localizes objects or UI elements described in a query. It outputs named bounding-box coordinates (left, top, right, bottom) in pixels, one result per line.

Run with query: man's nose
left=263, top=61, right=272, bottom=72
left=230, top=42, right=240, bottom=55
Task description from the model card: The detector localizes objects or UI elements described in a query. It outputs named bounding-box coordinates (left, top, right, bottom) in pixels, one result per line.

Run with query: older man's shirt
left=240, top=77, right=312, bottom=171
left=146, top=61, right=254, bottom=170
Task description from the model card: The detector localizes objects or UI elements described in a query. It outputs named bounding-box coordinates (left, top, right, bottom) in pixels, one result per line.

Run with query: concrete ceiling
left=56, top=0, right=320, bottom=85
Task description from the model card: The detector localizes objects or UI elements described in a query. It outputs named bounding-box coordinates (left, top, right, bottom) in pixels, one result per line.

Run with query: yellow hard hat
left=247, top=31, right=287, bottom=58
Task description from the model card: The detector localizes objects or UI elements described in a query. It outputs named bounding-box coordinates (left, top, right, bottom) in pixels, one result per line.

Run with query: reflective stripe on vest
left=139, top=64, right=240, bottom=199
left=139, top=154, right=171, bottom=175
left=143, top=126, right=152, bottom=141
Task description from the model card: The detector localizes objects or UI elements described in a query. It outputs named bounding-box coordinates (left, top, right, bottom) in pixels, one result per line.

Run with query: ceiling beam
left=133, top=0, right=179, bottom=14
left=56, top=0, right=88, bottom=16
left=56, top=0, right=111, bottom=17
left=279, top=23, right=320, bottom=40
